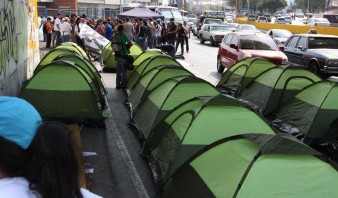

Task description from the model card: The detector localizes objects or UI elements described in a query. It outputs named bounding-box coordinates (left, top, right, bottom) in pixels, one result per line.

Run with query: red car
left=217, top=31, right=288, bottom=73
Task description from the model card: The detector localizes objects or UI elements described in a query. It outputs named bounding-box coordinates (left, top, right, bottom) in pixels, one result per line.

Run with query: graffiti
left=0, top=0, right=27, bottom=76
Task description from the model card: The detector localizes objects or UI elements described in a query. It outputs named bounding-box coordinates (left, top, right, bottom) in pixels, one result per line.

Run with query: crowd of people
left=0, top=96, right=102, bottom=198
left=39, top=13, right=190, bottom=54
left=38, top=13, right=190, bottom=90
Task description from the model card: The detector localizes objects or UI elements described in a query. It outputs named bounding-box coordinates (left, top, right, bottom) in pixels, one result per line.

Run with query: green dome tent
left=161, top=133, right=338, bottom=198
left=130, top=76, right=220, bottom=141
left=132, top=49, right=163, bottom=67
left=239, top=67, right=321, bottom=116
left=128, top=65, right=193, bottom=112
left=127, top=55, right=182, bottom=90
left=39, top=47, right=87, bottom=66
left=216, top=58, right=276, bottom=97
left=59, top=42, right=89, bottom=59
left=145, top=95, right=276, bottom=182
left=101, top=42, right=112, bottom=63
left=53, top=54, right=107, bottom=95
left=20, top=60, right=105, bottom=125
left=103, top=42, right=143, bottom=69
left=273, top=80, right=338, bottom=146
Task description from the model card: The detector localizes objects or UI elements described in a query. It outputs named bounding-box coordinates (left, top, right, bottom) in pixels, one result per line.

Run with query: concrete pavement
left=81, top=71, right=157, bottom=198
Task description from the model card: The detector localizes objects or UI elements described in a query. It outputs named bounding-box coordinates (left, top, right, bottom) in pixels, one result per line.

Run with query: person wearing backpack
left=113, top=25, right=133, bottom=89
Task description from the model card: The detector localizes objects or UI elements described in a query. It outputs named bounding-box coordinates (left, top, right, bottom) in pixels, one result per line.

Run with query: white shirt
left=54, top=18, right=61, bottom=31
left=156, top=25, right=162, bottom=37
left=0, top=177, right=39, bottom=198
left=60, top=22, right=72, bottom=35
left=0, top=177, right=103, bottom=198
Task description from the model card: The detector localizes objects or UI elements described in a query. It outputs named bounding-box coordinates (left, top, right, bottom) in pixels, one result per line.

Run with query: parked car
left=295, top=12, right=304, bottom=18
left=275, top=17, right=287, bottom=24
left=267, top=29, right=293, bottom=45
left=284, top=16, right=292, bottom=24
left=257, top=16, right=267, bottom=22
left=283, top=34, right=338, bottom=75
left=236, top=24, right=257, bottom=32
left=200, top=24, right=232, bottom=46
left=217, top=32, right=288, bottom=73
left=306, top=17, right=331, bottom=27
left=227, top=23, right=239, bottom=31
left=247, top=15, right=256, bottom=22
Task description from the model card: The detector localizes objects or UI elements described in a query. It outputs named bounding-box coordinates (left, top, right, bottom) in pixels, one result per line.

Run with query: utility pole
left=248, top=0, right=250, bottom=14
left=308, top=0, right=309, bottom=12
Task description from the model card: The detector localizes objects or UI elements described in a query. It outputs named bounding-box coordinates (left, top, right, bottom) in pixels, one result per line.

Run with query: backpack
left=111, top=33, right=123, bottom=53
left=43, top=23, right=47, bottom=34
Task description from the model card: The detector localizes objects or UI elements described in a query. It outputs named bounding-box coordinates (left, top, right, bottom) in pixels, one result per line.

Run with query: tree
left=293, top=0, right=325, bottom=12
left=258, top=0, right=287, bottom=13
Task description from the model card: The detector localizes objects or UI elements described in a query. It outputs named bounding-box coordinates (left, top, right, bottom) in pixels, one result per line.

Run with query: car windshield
left=189, top=18, right=196, bottom=22
left=204, top=19, right=223, bottom=24
left=186, top=14, right=197, bottom=18
left=240, top=25, right=256, bottom=30
left=172, top=10, right=183, bottom=21
left=211, top=26, right=230, bottom=31
left=277, top=18, right=285, bottom=21
left=240, top=35, right=279, bottom=50
left=308, top=37, right=338, bottom=49
left=273, top=30, right=292, bottom=37
left=259, top=17, right=267, bottom=20
left=160, top=10, right=173, bottom=19
left=227, top=23, right=239, bottom=28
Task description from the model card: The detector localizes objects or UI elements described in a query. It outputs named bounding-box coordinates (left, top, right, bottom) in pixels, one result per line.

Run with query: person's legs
left=185, top=36, right=189, bottom=52
left=46, top=33, right=51, bottom=48
left=116, top=58, right=122, bottom=88
left=65, top=35, right=70, bottom=42
left=116, top=57, right=128, bottom=89
left=56, top=31, right=61, bottom=46
left=180, top=38, right=184, bottom=54
left=120, top=58, right=128, bottom=88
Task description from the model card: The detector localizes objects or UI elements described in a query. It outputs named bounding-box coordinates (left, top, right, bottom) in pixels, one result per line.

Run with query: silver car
left=200, top=24, right=231, bottom=46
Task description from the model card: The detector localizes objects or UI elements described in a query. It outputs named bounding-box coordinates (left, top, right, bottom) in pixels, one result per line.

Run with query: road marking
left=104, top=98, right=149, bottom=198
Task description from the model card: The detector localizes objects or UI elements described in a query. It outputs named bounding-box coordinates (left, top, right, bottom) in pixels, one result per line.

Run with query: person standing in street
left=60, top=17, right=72, bottom=43
left=39, top=15, right=47, bottom=42
left=175, top=23, right=187, bottom=54
left=167, top=18, right=177, bottom=46
left=45, top=17, right=53, bottom=48
left=155, top=18, right=162, bottom=46
left=103, top=21, right=113, bottom=41
left=183, top=20, right=190, bottom=53
left=114, top=25, right=133, bottom=89
left=124, top=18, right=134, bottom=41
left=136, top=20, right=146, bottom=51
left=54, top=13, right=62, bottom=46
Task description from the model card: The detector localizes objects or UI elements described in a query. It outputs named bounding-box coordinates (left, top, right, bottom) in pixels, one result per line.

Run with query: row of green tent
left=216, top=58, right=338, bottom=147
left=20, top=42, right=108, bottom=126
left=125, top=54, right=338, bottom=197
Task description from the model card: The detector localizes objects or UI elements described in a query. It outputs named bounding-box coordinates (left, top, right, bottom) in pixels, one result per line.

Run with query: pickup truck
left=196, top=15, right=224, bottom=32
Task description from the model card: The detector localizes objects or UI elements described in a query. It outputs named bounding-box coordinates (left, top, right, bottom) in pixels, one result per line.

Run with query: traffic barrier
left=237, top=17, right=338, bottom=36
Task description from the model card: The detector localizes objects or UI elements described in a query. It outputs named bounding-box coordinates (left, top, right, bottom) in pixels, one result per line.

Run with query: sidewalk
left=81, top=71, right=157, bottom=198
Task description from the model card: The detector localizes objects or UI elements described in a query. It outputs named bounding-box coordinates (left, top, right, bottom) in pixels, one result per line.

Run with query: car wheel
left=210, top=37, right=215, bottom=46
left=217, top=56, right=225, bottom=73
left=200, top=36, right=205, bottom=44
left=308, top=61, right=320, bottom=75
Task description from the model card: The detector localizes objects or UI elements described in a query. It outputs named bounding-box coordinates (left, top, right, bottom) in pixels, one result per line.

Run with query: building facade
left=37, top=0, right=161, bottom=19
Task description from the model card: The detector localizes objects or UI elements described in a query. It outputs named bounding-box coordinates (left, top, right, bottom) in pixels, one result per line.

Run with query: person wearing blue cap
left=0, top=96, right=42, bottom=197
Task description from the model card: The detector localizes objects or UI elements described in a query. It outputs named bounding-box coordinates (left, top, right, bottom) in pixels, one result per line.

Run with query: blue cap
left=0, top=97, right=42, bottom=149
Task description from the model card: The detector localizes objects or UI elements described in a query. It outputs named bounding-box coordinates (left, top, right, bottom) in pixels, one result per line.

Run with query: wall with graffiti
left=0, top=0, right=40, bottom=96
